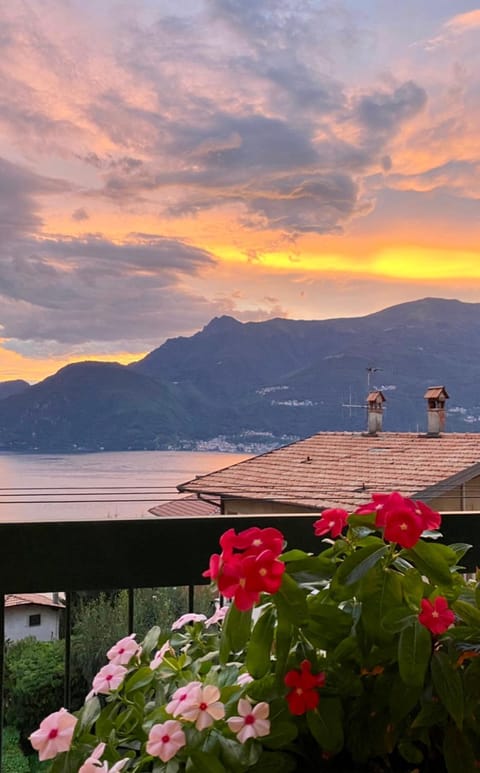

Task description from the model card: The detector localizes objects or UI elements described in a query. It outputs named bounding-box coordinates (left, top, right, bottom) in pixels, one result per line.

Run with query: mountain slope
left=2, top=297, right=480, bottom=452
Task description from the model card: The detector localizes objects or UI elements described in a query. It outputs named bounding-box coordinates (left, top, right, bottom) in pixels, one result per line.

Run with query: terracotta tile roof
left=5, top=593, right=64, bottom=609
left=178, top=432, right=480, bottom=511
left=149, top=494, right=221, bottom=518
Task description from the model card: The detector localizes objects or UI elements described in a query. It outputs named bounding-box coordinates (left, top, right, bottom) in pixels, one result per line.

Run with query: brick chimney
left=366, top=390, right=385, bottom=434
left=424, top=386, right=449, bottom=436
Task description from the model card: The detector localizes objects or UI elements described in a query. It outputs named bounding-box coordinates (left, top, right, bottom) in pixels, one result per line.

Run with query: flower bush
left=31, top=492, right=480, bottom=772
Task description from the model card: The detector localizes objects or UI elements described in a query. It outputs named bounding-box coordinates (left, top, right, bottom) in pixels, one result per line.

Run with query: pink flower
left=178, top=684, right=225, bottom=730
left=166, top=681, right=202, bottom=716
left=150, top=641, right=173, bottom=670
left=79, top=743, right=129, bottom=772
left=227, top=698, right=270, bottom=743
left=171, top=613, right=207, bottom=630
left=205, top=603, right=229, bottom=627
left=313, top=508, right=349, bottom=538
left=92, top=663, right=128, bottom=695
left=29, top=708, right=77, bottom=761
left=147, top=720, right=186, bottom=763
left=418, top=596, right=455, bottom=635
left=237, top=672, right=254, bottom=686
left=107, top=633, right=141, bottom=665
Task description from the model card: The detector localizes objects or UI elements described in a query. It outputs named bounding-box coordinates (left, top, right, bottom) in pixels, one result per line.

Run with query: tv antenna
left=342, top=367, right=383, bottom=417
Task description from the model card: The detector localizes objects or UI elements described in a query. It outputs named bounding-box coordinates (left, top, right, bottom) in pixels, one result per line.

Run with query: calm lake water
left=0, top=450, right=249, bottom=523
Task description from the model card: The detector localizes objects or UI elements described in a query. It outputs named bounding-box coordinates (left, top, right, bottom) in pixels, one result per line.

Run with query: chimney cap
left=424, top=386, right=449, bottom=400
left=367, top=390, right=386, bottom=404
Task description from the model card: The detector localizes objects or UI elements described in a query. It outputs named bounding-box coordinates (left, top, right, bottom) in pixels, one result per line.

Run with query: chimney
left=366, top=390, right=386, bottom=435
left=424, top=386, right=449, bottom=436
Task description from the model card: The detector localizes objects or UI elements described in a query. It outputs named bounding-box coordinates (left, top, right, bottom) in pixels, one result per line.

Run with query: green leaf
left=398, top=741, right=424, bottom=764
left=220, top=603, right=252, bottom=661
left=140, top=625, right=161, bottom=656
left=306, top=697, right=343, bottom=753
left=443, top=724, right=475, bottom=773
left=448, top=543, right=472, bottom=561
left=218, top=735, right=262, bottom=771
left=452, top=599, right=480, bottom=628
left=124, top=666, right=154, bottom=693
left=276, top=572, right=308, bottom=625
left=389, top=677, right=422, bottom=723
left=336, top=544, right=389, bottom=586
left=186, top=750, right=226, bottom=773
left=381, top=606, right=417, bottom=633
left=400, top=568, right=425, bottom=607
left=250, top=750, right=297, bottom=772
left=280, top=549, right=310, bottom=562
left=304, top=605, right=352, bottom=649
left=404, top=541, right=455, bottom=586
left=398, top=620, right=431, bottom=686
left=347, top=512, right=377, bottom=529
left=263, top=719, right=298, bottom=749
left=431, top=651, right=464, bottom=729
left=77, top=696, right=101, bottom=734
left=246, top=606, right=275, bottom=678
left=273, top=597, right=293, bottom=680
left=411, top=699, right=447, bottom=728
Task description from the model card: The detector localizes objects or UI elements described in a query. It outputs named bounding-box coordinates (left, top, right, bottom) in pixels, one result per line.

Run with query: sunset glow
left=0, top=1, right=479, bottom=382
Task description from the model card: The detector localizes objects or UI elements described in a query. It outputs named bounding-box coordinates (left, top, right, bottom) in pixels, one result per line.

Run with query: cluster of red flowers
left=355, top=491, right=441, bottom=549
left=284, top=659, right=326, bottom=715
left=203, top=526, right=286, bottom=611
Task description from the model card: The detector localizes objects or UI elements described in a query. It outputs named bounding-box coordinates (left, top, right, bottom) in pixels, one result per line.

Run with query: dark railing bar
left=188, top=585, right=195, bottom=614
left=0, top=594, right=4, bottom=770
left=64, top=591, right=72, bottom=710
left=127, top=588, right=135, bottom=635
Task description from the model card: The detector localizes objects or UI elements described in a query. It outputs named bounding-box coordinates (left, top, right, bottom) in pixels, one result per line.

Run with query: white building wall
left=5, top=605, right=61, bottom=642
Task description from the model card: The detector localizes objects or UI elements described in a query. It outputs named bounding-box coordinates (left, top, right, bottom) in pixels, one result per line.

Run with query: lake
left=0, top=450, right=249, bottom=523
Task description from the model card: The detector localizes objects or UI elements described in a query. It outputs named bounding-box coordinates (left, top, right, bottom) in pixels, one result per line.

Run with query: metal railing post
left=64, top=591, right=72, bottom=710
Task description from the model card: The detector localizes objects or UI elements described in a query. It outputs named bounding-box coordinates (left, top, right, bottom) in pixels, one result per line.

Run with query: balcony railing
left=0, top=511, right=479, bottom=766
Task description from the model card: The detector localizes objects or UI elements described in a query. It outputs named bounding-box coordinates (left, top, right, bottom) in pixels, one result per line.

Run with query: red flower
left=204, top=527, right=286, bottom=611
left=220, top=526, right=284, bottom=558
left=284, top=660, right=325, bottom=715
left=383, top=505, right=424, bottom=549
left=313, top=508, right=348, bottom=538
left=355, top=492, right=441, bottom=549
left=418, top=596, right=455, bottom=635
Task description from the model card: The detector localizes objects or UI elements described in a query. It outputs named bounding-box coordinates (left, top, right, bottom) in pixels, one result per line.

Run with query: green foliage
left=2, top=727, right=30, bottom=773
left=31, top=498, right=480, bottom=772
left=4, top=638, right=65, bottom=749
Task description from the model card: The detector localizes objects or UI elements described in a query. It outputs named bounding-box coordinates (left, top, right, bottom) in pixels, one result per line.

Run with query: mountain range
left=1, top=297, right=480, bottom=452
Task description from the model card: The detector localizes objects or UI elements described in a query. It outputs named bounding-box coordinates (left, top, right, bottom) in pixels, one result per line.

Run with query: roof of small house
left=178, top=432, right=480, bottom=511
left=149, top=494, right=221, bottom=518
left=5, top=593, right=64, bottom=609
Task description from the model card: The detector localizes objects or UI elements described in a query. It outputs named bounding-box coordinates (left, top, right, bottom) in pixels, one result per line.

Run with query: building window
left=29, top=614, right=41, bottom=627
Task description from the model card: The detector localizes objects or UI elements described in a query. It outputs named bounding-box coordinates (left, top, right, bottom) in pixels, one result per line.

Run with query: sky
left=1, top=0, right=480, bottom=382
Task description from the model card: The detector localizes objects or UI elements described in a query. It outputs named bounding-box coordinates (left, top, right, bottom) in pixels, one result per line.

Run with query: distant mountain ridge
left=1, top=297, right=480, bottom=452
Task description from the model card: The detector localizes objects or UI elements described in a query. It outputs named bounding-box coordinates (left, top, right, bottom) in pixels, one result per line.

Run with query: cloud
left=356, top=81, right=427, bottom=135
left=72, top=207, right=89, bottom=221
left=421, top=9, right=480, bottom=50
left=0, top=156, right=68, bottom=241
left=0, top=231, right=217, bottom=347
